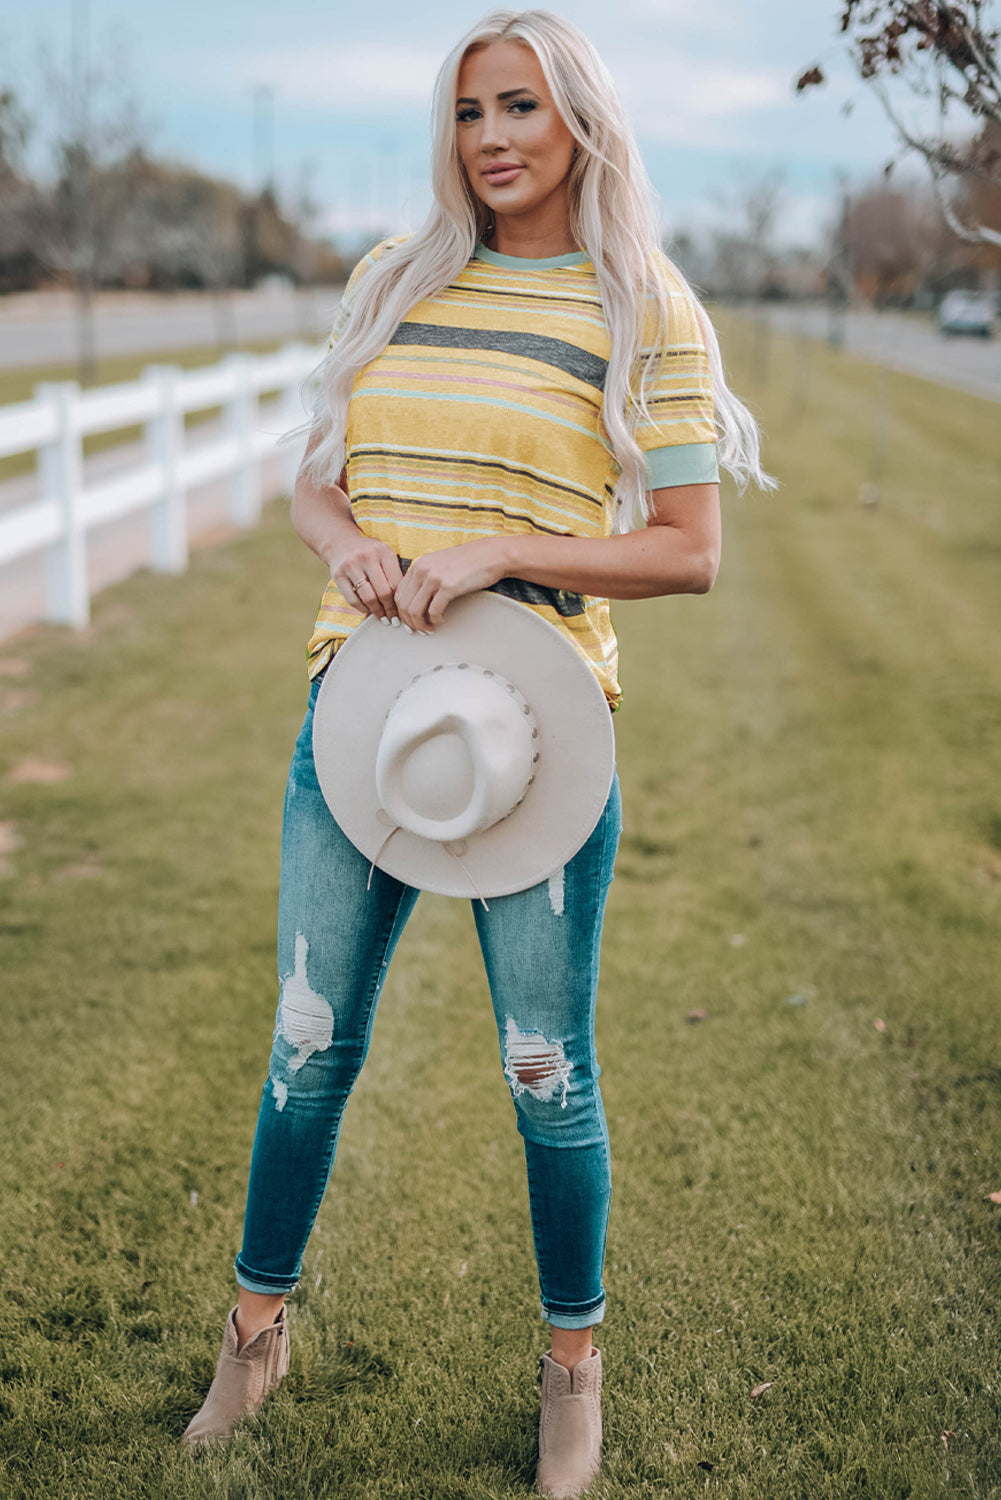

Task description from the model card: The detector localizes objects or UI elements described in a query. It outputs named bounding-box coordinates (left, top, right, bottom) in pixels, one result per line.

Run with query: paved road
left=0, top=284, right=344, bottom=369
left=742, top=301, right=1001, bottom=404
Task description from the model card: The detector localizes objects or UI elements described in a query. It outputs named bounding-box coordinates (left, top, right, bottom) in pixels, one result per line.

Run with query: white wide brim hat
left=312, top=592, right=615, bottom=900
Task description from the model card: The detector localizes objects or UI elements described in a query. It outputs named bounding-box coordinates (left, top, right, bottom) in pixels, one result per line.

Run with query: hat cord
left=366, top=825, right=401, bottom=892
left=444, top=844, right=490, bottom=912
left=367, top=820, right=491, bottom=912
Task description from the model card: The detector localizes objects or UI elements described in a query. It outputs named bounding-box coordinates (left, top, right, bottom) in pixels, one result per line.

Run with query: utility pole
left=827, top=172, right=851, bottom=350
left=71, top=0, right=97, bottom=383
left=245, top=84, right=275, bottom=288
left=253, top=84, right=275, bottom=195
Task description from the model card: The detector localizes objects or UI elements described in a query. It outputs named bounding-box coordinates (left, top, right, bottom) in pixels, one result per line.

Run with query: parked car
left=938, top=290, right=995, bottom=337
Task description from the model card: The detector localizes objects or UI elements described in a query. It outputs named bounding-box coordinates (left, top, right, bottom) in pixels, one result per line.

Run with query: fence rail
left=0, top=342, right=323, bottom=630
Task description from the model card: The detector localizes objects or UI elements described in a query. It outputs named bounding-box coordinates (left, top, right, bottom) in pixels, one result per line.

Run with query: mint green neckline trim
left=474, top=241, right=590, bottom=269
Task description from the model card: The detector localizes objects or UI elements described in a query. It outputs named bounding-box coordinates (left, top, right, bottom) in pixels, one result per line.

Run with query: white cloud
left=609, top=52, right=792, bottom=146
left=219, top=43, right=444, bottom=110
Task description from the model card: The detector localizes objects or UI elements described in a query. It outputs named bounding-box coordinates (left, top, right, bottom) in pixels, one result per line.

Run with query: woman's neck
left=486, top=213, right=578, bottom=260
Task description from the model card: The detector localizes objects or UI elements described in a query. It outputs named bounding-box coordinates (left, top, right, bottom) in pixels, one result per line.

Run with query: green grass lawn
left=0, top=320, right=999, bottom=1498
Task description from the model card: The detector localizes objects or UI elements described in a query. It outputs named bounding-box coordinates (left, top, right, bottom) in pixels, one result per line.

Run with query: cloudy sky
left=2, top=0, right=942, bottom=251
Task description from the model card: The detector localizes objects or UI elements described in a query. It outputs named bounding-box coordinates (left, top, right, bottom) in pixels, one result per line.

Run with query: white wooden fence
left=0, top=343, right=324, bottom=630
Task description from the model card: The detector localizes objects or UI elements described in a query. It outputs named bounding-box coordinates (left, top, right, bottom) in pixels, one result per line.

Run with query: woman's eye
left=455, top=100, right=536, bottom=123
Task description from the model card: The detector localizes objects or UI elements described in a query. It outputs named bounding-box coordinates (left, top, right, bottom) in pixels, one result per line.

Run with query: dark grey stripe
left=488, top=578, right=588, bottom=618
left=388, top=321, right=608, bottom=391
left=399, top=557, right=587, bottom=619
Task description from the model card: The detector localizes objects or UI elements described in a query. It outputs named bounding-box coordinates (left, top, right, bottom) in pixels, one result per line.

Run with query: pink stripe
left=359, top=368, right=590, bottom=414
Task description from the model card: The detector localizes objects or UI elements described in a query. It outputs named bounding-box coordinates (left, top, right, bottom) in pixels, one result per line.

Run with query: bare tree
left=0, top=83, right=47, bottom=291
left=845, top=175, right=961, bottom=299
left=702, top=170, right=786, bottom=299
left=0, top=82, right=30, bottom=171
left=797, top=3, right=1001, bottom=250
left=30, top=27, right=153, bottom=381
left=122, top=160, right=246, bottom=347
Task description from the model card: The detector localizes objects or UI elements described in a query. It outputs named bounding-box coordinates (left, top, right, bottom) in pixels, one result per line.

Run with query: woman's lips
left=482, top=166, right=524, bottom=185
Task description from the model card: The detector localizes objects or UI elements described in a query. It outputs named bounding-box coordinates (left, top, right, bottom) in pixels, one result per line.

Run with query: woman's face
left=455, top=40, right=578, bottom=236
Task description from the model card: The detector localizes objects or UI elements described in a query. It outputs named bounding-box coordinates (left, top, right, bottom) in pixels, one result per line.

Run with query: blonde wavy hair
left=299, top=7, right=774, bottom=532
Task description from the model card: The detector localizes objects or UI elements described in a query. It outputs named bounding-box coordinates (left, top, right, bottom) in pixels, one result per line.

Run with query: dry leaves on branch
left=795, top=65, right=825, bottom=91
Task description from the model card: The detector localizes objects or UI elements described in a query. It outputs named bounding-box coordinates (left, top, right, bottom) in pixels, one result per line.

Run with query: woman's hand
left=326, top=521, right=405, bottom=623
left=393, top=537, right=512, bottom=633
left=290, top=448, right=404, bottom=622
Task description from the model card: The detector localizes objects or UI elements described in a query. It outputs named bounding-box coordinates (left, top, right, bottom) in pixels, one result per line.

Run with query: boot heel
left=182, top=1304, right=290, bottom=1447
left=536, top=1346, right=602, bottom=1498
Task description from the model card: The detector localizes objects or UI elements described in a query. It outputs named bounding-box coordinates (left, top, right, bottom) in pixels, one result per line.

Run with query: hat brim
left=312, top=592, right=615, bottom=898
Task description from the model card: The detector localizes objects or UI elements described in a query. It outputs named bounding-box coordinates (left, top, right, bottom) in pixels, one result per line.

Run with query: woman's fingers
left=357, top=560, right=399, bottom=622
left=334, top=547, right=402, bottom=622
left=396, top=572, right=441, bottom=635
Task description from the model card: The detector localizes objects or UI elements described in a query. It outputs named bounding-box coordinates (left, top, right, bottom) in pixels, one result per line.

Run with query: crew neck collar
left=474, top=241, right=590, bottom=269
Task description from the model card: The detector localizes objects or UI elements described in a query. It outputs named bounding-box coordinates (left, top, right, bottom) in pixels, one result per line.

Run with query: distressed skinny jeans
left=235, top=674, right=622, bottom=1330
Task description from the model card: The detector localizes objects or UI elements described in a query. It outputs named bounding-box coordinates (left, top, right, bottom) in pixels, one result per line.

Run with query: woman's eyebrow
left=456, top=88, right=540, bottom=104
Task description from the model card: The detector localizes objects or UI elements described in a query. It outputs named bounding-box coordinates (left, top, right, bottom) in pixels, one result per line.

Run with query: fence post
left=145, top=364, right=188, bottom=573
left=223, top=351, right=260, bottom=527
left=36, top=380, right=89, bottom=628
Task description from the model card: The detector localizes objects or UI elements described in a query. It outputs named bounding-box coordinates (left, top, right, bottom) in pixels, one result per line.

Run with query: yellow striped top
left=306, top=234, right=717, bottom=709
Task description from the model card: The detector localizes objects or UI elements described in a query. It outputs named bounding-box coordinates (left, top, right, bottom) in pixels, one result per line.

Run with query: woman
left=182, top=9, right=771, bottom=1494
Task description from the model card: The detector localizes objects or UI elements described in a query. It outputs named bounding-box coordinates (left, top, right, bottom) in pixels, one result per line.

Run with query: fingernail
left=379, top=617, right=390, bottom=627
left=390, top=617, right=401, bottom=628
left=402, top=624, right=413, bottom=635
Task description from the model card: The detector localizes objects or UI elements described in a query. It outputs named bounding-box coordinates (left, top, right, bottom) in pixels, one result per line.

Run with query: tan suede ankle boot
left=182, top=1304, right=289, bottom=1446
left=536, top=1346, right=602, bottom=1497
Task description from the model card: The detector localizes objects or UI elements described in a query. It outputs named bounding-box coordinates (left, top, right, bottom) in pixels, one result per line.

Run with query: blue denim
left=235, top=674, right=622, bottom=1329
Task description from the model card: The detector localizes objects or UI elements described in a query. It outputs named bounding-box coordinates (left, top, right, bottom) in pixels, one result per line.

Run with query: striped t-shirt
left=306, top=234, right=718, bottom=709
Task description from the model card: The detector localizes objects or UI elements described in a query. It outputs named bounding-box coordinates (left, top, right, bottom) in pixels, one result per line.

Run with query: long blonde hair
left=300, top=8, right=774, bottom=531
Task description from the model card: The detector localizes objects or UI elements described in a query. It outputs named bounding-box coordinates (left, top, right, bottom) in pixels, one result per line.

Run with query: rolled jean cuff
left=542, top=1298, right=605, bottom=1330
left=234, top=1258, right=300, bottom=1296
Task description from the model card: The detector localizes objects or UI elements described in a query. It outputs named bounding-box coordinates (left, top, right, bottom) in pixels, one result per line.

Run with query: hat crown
left=375, top=663, right=538, bottom=845
left=311, top=592, right=616, bottom=899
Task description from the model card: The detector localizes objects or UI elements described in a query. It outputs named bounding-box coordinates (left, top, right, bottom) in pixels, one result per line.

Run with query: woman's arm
left=290, top=433, right=403, bottom=621
left=392, top=481, right=722, bottom=633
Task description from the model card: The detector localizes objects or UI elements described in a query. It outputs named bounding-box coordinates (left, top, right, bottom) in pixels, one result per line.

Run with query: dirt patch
left=53, top=860, right=103, bottom=881
left=7, top=759, right=71, bottom=784
left=0, top=689, right=39, bottom=715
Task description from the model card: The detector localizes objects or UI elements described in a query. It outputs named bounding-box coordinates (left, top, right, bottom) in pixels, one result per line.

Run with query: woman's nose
left=480, top=109, right=509, bottom=149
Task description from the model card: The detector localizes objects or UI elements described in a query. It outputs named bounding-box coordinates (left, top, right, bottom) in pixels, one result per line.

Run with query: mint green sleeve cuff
left=643, top=442, right=719, bottom=489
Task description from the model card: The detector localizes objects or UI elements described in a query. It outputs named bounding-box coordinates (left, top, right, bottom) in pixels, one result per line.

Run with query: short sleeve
left=325, top=233, right=410, bottom=354
left=634, top=257, right=718, bottom=489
